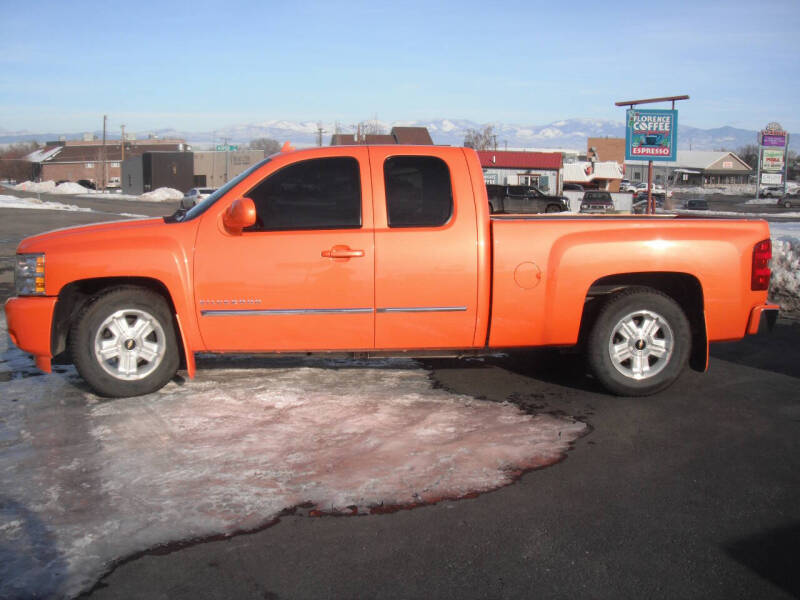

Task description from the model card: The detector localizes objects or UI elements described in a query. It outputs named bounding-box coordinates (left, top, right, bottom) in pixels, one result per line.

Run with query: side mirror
left=223, top=197, right=256, bottom=234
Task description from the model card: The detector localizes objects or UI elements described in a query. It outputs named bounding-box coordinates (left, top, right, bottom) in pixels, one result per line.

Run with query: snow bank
left=745, top=197, right=781, bottom=205
left=53, top=182, right=89, bottom=194
left=0, top=194, right=90, bottom=212
left=671, top=185, right=752, bottom=196
left=14, top=180, right=57, bottom=193
left=769, top=222, right=800, bottom=312
left=0, top=316, right=585, bottom=599
left=139, top=187, right=184, bottom=202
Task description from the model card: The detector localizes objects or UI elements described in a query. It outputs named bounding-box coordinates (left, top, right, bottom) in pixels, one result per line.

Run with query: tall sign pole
left=757, top=122, right=789, bottom=198
left=616, top=95, right=689, bottom=214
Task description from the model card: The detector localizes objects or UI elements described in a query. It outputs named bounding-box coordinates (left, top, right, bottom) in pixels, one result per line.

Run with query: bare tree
left=249, top=138, right=282, bottom=154
left=0, top=141, right=40, bottom=183
left=736, top=144, right=759, bottom=170
left=463, top=125, right=495, bottom=150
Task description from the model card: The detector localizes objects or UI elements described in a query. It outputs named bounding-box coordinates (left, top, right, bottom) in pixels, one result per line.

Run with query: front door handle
left=322, top=245, right=365, bottom=259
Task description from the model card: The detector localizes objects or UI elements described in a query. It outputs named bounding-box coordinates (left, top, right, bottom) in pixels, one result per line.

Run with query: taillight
left=751, top=239, right=771, bottom=291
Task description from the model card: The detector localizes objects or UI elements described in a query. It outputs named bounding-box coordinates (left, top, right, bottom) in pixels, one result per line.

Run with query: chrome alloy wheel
left=607, top=309, right=674, bottom=381
left=93, top=308, right=167, bottom=381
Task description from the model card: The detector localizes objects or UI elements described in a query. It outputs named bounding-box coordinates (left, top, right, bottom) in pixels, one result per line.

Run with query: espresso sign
left=625, top=109, right=678, bottom=161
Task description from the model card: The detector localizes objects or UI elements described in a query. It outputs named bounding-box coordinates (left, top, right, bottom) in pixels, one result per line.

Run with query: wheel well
left=579, top=272, right=707, bottom=372
left=52, top=277, right=183, bottom=363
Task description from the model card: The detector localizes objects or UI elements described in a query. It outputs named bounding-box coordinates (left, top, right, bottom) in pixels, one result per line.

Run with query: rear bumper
left=747, top=303, right=780, bottom=335
left=4, top=296, right=57, bottom=372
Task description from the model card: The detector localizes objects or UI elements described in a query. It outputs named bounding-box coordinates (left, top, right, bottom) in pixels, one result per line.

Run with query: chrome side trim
left=201, top=308, right=373, bottom=317
left=376, top=306, right=467, bottom=314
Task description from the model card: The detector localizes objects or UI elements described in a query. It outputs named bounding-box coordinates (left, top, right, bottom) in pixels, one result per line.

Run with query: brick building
left=27, top=138, right=186, bottom=188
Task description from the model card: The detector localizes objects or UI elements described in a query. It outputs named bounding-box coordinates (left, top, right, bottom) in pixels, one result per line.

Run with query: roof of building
left=563, top=161, right=624, bottom=183
left=476, top=150, right=562, bottom=170
left=29, top=143, right=185, bottom=163
left=391, top=127, right=434, bottom=145
left=330, top=134, right=358, bottom=145
left=626, top=150, right=751, bottom=171
left=364, top=134, right=396, bottom=144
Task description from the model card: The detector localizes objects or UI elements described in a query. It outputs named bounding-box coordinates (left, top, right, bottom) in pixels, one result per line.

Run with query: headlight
left=15, top=253, right=46, bottom=295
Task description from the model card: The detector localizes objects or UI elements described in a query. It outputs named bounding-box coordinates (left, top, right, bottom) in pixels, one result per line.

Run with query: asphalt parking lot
left=1, top=191, right=799, bottom=599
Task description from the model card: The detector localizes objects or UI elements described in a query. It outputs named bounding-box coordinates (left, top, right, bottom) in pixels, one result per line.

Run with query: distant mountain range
left=1, top=118, right=796, bottom=153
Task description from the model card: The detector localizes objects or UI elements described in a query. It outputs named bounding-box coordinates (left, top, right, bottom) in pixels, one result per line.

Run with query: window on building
left=244, top=157, right=361, bottom=231
left=384, top=156, right=453, bottom=228
left=111, top=162, right=120, bottom=168
left=518, top=174, right=540, bottom=187
left=85, top=163, right=94, bottom=168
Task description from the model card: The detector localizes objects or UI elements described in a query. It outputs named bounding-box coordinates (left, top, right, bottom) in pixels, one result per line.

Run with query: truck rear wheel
left=587, top=288, right=689, bottom=396
left=70, top=288, right=179, bottom=397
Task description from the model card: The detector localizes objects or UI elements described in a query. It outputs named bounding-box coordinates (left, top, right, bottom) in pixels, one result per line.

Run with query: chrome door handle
left=322, top=245, right=365, bottom=259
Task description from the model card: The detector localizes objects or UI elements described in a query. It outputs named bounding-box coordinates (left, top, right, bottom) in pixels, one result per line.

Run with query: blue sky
left=1, top=0, right=798, bottom=134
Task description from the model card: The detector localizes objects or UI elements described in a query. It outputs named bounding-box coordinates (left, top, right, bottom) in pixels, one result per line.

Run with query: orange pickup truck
left=6, top=145, right=778, bottom=398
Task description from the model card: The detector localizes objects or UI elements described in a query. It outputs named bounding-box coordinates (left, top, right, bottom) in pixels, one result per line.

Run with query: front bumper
left=747, top=303, right=780, bottom=335
left=4, top=296, right=58, bottom=372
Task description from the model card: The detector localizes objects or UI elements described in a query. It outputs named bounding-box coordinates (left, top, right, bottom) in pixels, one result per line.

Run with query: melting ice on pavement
left=0, top=316, right=586, bottom=599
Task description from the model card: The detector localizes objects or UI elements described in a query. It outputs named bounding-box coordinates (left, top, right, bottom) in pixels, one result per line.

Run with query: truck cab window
left=384, top=156, right=453, bottom=228
left=245, top=157, right=361, bottom=231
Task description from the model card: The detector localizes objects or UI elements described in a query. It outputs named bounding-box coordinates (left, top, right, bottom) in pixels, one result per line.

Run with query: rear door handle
left=322, top=245, right=365, bottom=259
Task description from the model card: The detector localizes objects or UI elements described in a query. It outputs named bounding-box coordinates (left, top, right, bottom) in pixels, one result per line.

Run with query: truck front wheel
left=70, top=288, right=180, bottom=397
left=587, top=288, right=690, bottom=396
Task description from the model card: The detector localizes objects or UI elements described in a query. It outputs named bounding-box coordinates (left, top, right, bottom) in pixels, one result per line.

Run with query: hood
left=17, top=218, right=167, bottom=254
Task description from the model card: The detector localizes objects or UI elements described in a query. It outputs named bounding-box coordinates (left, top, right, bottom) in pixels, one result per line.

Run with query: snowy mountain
left=1, top=118, right=795, bottom=152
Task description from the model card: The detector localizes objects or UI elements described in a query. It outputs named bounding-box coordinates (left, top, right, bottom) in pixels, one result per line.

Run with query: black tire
left=545, top=204, right=561, bottom=213
left=587, top=288, right=690, bottom=396
left=70, top=287, right=180, bottom=397
left=783, top=199, right=792, bottom=209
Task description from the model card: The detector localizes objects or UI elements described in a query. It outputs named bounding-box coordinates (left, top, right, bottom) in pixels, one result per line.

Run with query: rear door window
left=384, top=156, right=453, bottom=228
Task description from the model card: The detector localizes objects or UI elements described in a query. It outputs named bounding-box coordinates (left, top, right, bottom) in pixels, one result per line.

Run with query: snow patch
left=0, top=316, right=585, bottom=599
left=53, top=182, right=89, bottom=194
left=769, top=222, right=800, bottom=312
left=14, top=180, right=57, bottom=193
left=0, top=194, right=91, bottom=212
left=138, top=187, right=184, bottom=202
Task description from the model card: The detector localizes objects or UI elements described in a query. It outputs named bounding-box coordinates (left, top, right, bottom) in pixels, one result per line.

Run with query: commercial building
left=121, top=152, right=194, bottom=195
left=562, top=161, right=624, bottom=191
left=626, top=151, right=753, bottom=187
left=330, top=126, right=434, bottom=146
left=192, top=150, right=265, bottom=188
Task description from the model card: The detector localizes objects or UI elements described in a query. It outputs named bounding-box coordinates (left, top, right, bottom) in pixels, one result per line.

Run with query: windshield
left=175, top=155, right=274, bottom=222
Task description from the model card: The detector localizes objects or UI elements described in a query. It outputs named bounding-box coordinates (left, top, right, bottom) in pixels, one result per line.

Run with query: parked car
left=580, top=191, right=614, bottom=214
left=562, top=183, right=584, bottom=192
left=619, top=179, right=633, bottom=192
left=181, top=187, right=217, bottom=209
left=761, top=186, right=785, bottom=198
left=5, top=144, right=778, bottom=399
left=632, top=194, right=665, bottom=214
left=633, top=190, right=666, bottom=203
left=778, top=196, right=795, bottom=209
left=633, top=182, right=672, bottom=197
left=486, top=184, right=568, bottom=214
left=683, top=199, right=709, bottom=210
left=76, top=179, right=97, bottom=190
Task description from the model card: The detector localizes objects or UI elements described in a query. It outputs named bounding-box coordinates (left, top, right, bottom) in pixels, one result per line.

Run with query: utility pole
left=101, top=115, right=107, bottom=191
left=223, top=137, right=229, bottom=182
left=316, top=122, right=326, bottom=147
left=120, top=124, right=126, bottom=162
